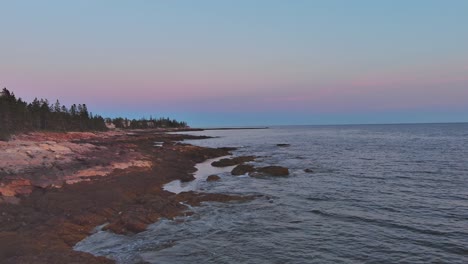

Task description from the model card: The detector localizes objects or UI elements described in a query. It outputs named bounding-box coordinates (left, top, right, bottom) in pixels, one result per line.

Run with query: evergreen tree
left=54, top=99, right=61, bottom=113
left=0, top=88, right=188, bottom=141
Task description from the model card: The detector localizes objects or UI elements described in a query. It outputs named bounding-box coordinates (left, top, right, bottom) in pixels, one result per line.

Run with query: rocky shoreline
left=0, top=130, right=252, bottom=263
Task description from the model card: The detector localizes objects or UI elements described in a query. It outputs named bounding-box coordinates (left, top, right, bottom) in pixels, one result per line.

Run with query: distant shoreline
left=200, top=127, right=269, bottom=130
left=193, top=122, right=468, bottom=128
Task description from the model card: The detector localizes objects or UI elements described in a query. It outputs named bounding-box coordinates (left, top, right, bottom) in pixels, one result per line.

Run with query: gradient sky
left=1, top=0, right=467, bottom=126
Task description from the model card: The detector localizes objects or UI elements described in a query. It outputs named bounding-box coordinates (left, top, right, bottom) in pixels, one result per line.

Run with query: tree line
left=0, top=88, right=188, bottom=141
left=108, top=117, right=187, bottom=130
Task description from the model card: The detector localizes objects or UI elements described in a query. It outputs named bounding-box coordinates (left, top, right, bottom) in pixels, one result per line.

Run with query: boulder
left=304, top=168, right=314, bottom=173
left=231, top=164, right=255, bottom=176
left=179, top=174, right=195, bottom=182
left=255, top=166, right=289, bottom=177
left=206, top=175, right=221, bottom=182
left=212, top=156, right=256, bottom=167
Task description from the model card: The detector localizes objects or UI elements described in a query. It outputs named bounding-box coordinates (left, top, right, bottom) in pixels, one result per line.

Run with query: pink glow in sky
left=1, top=1, right=468, bottom=125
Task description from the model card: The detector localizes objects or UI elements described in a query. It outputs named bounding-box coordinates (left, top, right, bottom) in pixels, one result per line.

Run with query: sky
left=1, top=0, right=467, bottom=126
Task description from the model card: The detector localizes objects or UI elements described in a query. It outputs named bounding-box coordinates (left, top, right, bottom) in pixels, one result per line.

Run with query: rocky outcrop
left=231, top=164, right=255, bottom=176
left=0, top=131, right=153, bottom=198
left=211, top=156, right=256, bottom=167
left=206, top=175, right=221, bottom=182
left=0, top=130, right=248, bottom=263
left=251, top=166, right=290, bottom=177
left=64, top=160, right=152, bottom=185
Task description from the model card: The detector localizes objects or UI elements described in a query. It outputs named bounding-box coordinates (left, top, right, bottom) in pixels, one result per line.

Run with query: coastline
left=163, top=155, right=236, bottom=194
left=0, top=129, right=251, bottom=263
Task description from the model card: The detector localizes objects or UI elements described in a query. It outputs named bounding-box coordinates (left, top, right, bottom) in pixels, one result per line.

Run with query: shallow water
left=163, top=155, right=235, bottom=194
left=75, top=123, right=468, bottom=263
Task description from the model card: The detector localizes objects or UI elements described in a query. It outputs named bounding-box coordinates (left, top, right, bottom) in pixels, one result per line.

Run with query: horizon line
left=196, top=121, right=468, bottom=129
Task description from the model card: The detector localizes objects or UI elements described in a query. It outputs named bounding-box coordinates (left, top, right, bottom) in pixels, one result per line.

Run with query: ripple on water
left=76, top=124, right=468, bottom=263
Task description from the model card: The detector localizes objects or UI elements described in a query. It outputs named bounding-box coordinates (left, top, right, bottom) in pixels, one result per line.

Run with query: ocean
left=75, top=123, right=468, bottom=263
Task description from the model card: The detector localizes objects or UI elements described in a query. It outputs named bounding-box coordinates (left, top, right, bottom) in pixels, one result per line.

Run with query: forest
left=0, top=88, right=188, bottom=140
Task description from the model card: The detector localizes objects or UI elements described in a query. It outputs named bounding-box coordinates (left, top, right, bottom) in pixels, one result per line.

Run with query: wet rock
left=254, top=166, right=289, bottom=177
left=176, top=191, right=252, bottom=206
left=218, top=147, right=237, bottom=152
left=212, top=156, right=256, bottom=167
left=206, top=175, right=221, bottom=182
left=231, top=164, right=255, bottom=175
left=179, top=174, right=196, bottom=182
left=304, top=168, right=314, bottom=173
left=276, top=144, right=290, bottom=147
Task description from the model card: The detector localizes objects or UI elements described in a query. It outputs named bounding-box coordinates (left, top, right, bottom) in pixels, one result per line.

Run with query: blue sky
left=1, top=0, right=467, bottom=126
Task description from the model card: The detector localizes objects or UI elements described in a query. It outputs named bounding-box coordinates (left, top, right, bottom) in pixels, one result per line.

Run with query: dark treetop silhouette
left=0, top=88, right=187, bottom=141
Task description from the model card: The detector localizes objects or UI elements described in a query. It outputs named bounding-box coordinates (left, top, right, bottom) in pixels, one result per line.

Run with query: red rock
left=0, top=179, right=32, bottom=197
left=0, top=130, right=250, bottom=263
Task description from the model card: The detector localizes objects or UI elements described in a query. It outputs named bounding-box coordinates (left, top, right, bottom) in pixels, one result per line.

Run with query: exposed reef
left=255, top=166, right=290, bottom=177
left=211, top=156, right=256, bottom=167
left=231, top=164, right=256, bottom=176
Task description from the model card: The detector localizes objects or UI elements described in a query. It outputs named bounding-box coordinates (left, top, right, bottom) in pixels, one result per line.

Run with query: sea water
left=75, top=123, right=468, bottom=263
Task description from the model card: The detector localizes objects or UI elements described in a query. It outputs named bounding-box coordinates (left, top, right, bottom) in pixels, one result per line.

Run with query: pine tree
left=54, top=99, right=61, bottom=113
